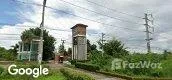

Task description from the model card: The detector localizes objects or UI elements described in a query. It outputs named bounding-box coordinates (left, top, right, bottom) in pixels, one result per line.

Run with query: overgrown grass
left=0, top=66, right=4, bottom=75
left=0, top=70, right=66, bottom=80
left=158, top=55, right=172, bottom=78
left=87, top=50, right=172, bottom=78
left=36, top=70, right=66, bottom=80
left=60, top=67, right=95, bottom=80
left=75, top=62, right=100, bottom=72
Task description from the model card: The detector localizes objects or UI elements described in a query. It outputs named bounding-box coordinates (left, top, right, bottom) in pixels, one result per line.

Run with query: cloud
left=0, top=0, right=102, bottom=50
left=0, top=0, right=172, bottom=53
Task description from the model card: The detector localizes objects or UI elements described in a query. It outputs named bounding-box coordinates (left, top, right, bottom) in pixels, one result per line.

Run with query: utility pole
left=38, top=0, right=47, bottom=64
left=101, top=33, right=105, bottom=56
left=61, top=39, right=66, bottom=55
left=61, top=39, right=66, bottom=46
left=143, top=13, right=154, bottom=53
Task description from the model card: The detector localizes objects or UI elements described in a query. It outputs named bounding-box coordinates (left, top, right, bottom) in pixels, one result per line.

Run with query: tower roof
left=71, top=23, right=88, bottom=29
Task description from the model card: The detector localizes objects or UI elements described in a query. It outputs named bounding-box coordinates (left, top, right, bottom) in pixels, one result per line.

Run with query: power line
left=128, top=45, right=171, bottom=51
left=0, top=23, right=72, bottom=32
left=13, top=0, right=142, bottom=21
left=1, top=22, right=171, bottom=41
left=12, top=0, right=172, bottom=36
left=10, top=0, right=172, bottom=52
left=12, top=0, right=143, bottom=32
left=46, top=27, right=71, bottom=32
left=10, top=0, right=38, bottom=22
left=85, top=0, right=143, bottom=19
left=13, top=0, right=164, bottom=33
left=47, top=7, right=143, bottom=32
left=60, top=0, right=142, bottom=25
left=15, top=0, right=166, bottom=29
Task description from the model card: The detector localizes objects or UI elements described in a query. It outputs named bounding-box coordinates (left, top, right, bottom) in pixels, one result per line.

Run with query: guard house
left=17, top=39, right=39, bottom=61
left=71, top=24, right=87, bottom=60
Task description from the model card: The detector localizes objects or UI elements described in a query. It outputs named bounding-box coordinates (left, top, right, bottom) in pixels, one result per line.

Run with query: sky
left=0, top=0, right=172, bottom=53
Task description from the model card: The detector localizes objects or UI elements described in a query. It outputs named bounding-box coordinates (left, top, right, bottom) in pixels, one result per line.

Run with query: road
left=48, top=63, right=125, bottom=80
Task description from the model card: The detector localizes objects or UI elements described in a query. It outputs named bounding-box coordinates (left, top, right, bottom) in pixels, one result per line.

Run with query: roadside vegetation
left=0, top=27, right=172, bottom=79
left=0, top=47, right=17, bottom=60
left=72, top=38, right=172, bottom=79
left=0, top=61, right=95, bottom=80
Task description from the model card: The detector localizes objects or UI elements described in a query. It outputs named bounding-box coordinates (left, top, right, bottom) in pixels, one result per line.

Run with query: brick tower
left=71, top=24, right=87, bottom=60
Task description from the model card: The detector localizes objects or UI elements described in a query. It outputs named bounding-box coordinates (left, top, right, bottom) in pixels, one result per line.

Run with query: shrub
left=75, top=62, right=100, bottom=72
left=70, top=59, right=77, bottom=65
left=97, top=71, right=172, bottom=80
left=89, top=50, right=113, bottom=68
left=77, top=60, right=90, bottom=63
left=97, top=71, right=132, bottom=80
left=60, top=68, right=95, bottom=80
left=102, top=39, right=129, bottom=58
left=119, top=53, right=165, bottom=76
left=70, top=59, right=91, bottom=65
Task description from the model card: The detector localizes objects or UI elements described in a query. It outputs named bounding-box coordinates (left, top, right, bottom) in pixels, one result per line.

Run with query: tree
left=87, top=39, right=91, bottom=53
left=58, top=44, right=66, bottom=54
left=9, top=44, right=19, bottom=57
left=102, top=38, right=128, bottom=58
left=163, top=50, right=170, bottom=60
left=21, top=28, right=56, bottom=60
left=67, top=48, right=72, bottom=56
left=0, top=47, right=6, bottom=59
left=87, top=39, right=97, bottom=53
left=0, top=47, right=15, bottom=60
left=97, top=39, right=103, bottom=50
left=90, top=44, right=97, bottom=51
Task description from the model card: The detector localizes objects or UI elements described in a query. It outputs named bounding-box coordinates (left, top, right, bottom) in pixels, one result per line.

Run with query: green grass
left=87, top=52, right=172, bottom=78
left=159, top=55, right=172, bottom=78
left=36, top=70, right=66, bottom=80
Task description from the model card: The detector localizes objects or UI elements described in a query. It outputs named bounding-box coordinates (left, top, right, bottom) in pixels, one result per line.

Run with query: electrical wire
left=85, top=0, right=143, bottom=19
left=47, top=6, right=143, bottom=32
left=12, top=0, right=144, bottom=32
left=60, top=0, right=143, bottom=25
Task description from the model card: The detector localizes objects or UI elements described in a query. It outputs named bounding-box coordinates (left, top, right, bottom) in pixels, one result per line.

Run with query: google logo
left=8, top=64, right=49, bottom=78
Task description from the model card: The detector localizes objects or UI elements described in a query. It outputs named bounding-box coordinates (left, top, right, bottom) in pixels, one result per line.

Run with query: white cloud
left=0, top=0, right=102, bottom=50
left=0, top=0, right=172, bottom=53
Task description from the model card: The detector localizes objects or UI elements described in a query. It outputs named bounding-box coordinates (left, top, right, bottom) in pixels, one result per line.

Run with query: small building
left=71, top=24, right=87, bottom=60
left=17, top=39, right=40, bottom=61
